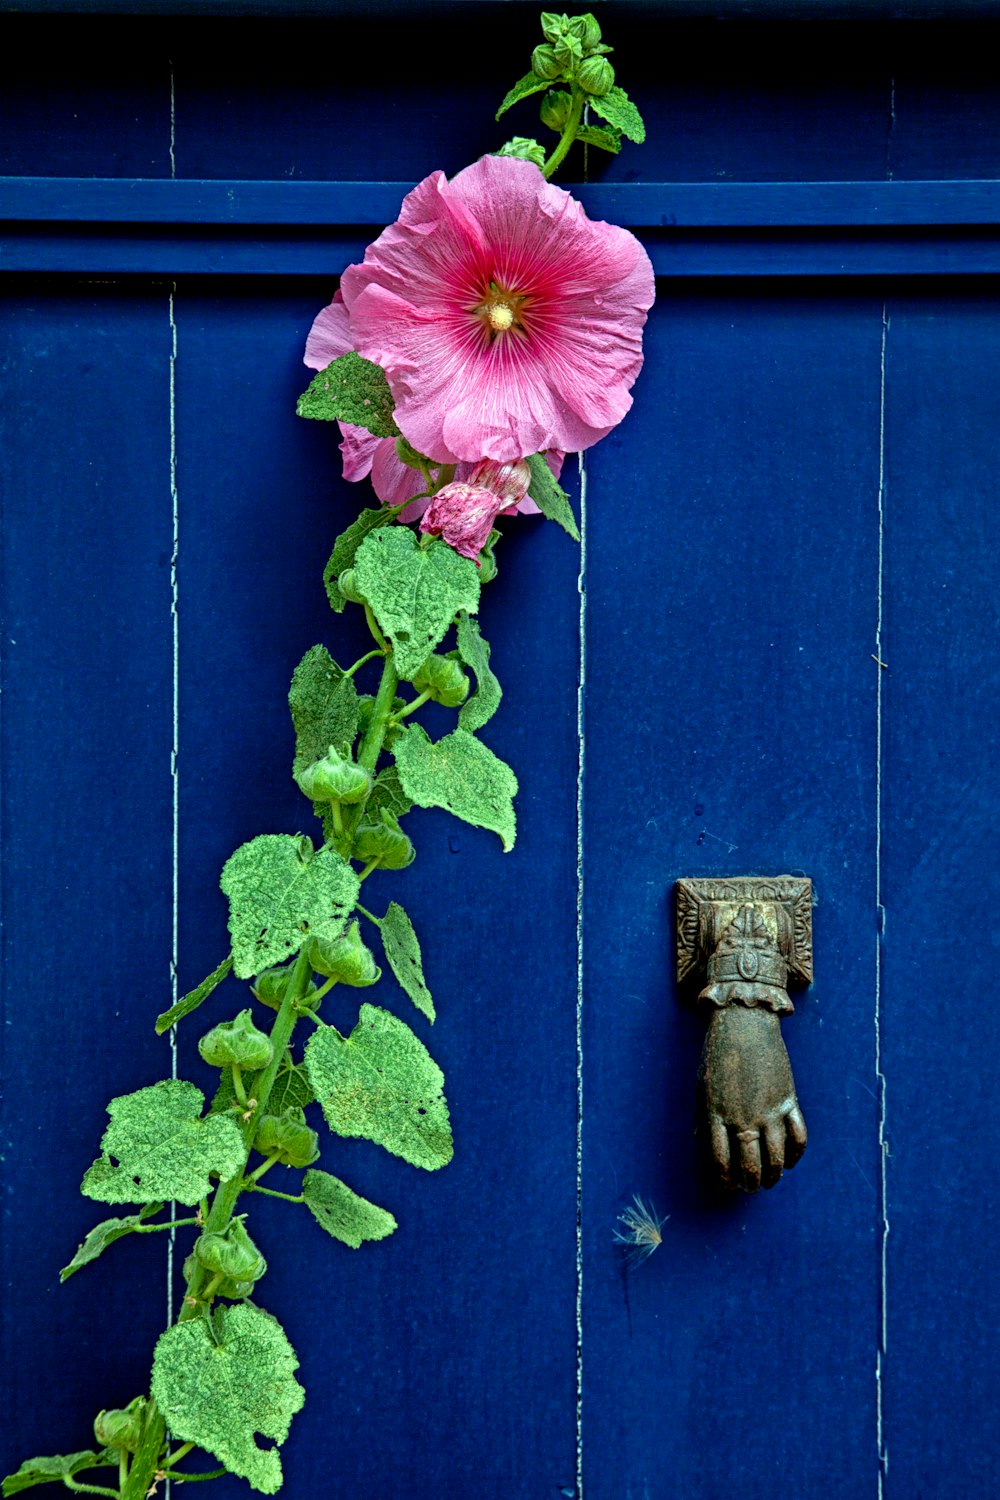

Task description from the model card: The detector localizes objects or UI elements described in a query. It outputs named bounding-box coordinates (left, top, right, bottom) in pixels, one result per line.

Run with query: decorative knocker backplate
left=676, top=877, right=813, bottom=1194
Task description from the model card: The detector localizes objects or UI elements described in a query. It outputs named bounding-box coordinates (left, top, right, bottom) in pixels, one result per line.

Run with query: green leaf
left=576, top=122, right=622, bottom=154
left=302, top=1169, right=397, bottom=1248
left=354, top=529, right=480, bottom=680
left=60, top=1202, right=163, bottom=1281
left=151, top=1303, right=304, bottom=1496
left=323, top=506, right=402, bottom=613
left=381, top=901, right=434, bottom=1023
left=305, top=1004, right=452, bottom=1170
left=393, top=725, right=518, bottom=852
left=296, top=351, right=400, bottom=438
left=221, top=834, right=360, bottom=980
left=526, top=453, right=580, bottom=541
left=212, top=1051, right=313, bottom=1118
left=155, top=954, right=233, bottom=1035
left=495, top=70, right=550, bottom=119
left=3, top=1452, right=117, bottom=1496
left=289, top=645, right=360, bottom=777
left=366, top=765, right=413, bottom=822
left=81, top=1080, right=245, bottom=1207
left=455, top=612, right=501, bottom=733
left=589, top=83, right=646, bottom=143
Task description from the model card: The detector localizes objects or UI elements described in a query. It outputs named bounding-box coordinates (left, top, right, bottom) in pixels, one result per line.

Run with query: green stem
left=247, top=1154, right=280, bottom=1183
left=431, top=462, right=456, bottom=493
left=118, top=1453, right=128, bottom=1492
left=357, top=859, right=379, bottom=883
left=330, top=800, right=345, bottom=838
left=394, top=690, right=431, bottom=721
left=309, top=975, right=338, bottom=1004
left=363, top=603, right=388, bottom=651
left=542, top=88, right=585, bottom=179
left=134, top=1216, right=199, bottom=1234
left=163, top=1469, right=228, bottom=1484
left=162, top=1443, right=196, bottom=1470
left=179, top=947, right=314, bottom=1321
left=61, top=1481, right=119, bottom=1498
left=247, top=1185, right=306, bottom=1204
left=344, top=648, right=384, bottom=678
left=357, top=655, right=399, bottom=773
left=230, top=1066, right=248, bottom=1107
left=355, top=902, right=381, bottom=927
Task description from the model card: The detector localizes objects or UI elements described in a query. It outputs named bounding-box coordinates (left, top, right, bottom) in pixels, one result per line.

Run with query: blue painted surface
left=3, top=9, right=1000, bottom=1500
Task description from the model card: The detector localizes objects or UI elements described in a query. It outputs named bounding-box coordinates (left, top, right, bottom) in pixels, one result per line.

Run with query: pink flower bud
left=419, top=482, right=507, bottom=565
left=467, top=458, right=531, bottom=505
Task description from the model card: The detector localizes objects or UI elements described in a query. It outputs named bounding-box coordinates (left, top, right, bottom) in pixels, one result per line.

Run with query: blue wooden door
left=3, top=8, right=999, bottom=1498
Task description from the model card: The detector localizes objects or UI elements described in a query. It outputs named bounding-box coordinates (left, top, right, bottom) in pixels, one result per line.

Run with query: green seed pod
left=309, top=919, right=381, bottom=986
left=198, top=1009, right=274, bottom=1072
left=540, top=11, right=569, bottom=43
left=94, top=1398, right=145, bottom=1454
left=539, top=88, right=573, bottom=132
left=254, top=1106, right=321, bottom=1168
left=194, top=1216, right=266, bottom=1284
left=353, top=810, right=415, bottom=871
left=337, top=567, right=367, bottom=605
left=578, top=55, right=614, bottom=97
left=569, top=12, right=602, bottom=49
left=531, top=42, right=563, bottom=80
left=296, top=745, right=371, bottom=805
left=412, top=653, right=470, bottom=708
left=496, top=137, right=547, bottom=169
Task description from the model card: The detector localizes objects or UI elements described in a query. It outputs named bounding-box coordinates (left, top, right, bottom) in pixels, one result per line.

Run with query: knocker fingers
left=783, top=1101, right=808, bottom=1170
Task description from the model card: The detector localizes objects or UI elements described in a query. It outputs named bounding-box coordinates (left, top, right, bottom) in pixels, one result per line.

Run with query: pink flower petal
left=304, top=290, right=354, bottom=371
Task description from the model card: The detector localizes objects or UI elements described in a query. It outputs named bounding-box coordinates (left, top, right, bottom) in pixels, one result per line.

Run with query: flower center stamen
left=472, top=281, right=530, bottom=342
left=488, top=302, right=515, bottom=332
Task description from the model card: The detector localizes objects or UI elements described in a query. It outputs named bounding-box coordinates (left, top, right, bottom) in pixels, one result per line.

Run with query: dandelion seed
left=614, top=1195, right=668, bottom=1267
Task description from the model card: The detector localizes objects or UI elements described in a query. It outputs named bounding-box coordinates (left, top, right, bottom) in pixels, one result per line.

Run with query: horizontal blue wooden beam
left=6, top=226, right=1000, bottom=277
left=6, top=179, right=1000, bottom=277
left=5, top=177, right=1000, bottom=228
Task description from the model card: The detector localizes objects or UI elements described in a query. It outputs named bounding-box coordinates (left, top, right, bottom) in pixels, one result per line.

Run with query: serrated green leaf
left=3, top=1451, right=117, bottom=1496
left=381, top=901, right=434, bottom=1023
left=354, top=529, right=480, bottom=680
left=495, top=69, right=550, bottom=119
left=526, top=453, right=580, bottom=541
left=455, top=612, right=501, bottom=733
left=366, top=765, right=413, bottom=822
left=302, top=1169, right=397, bottom=1248
left=60, top=1202, right=163, bottom=1281
left=323, top=506, right=402, bottom=613
left=296, top=351, right=399, bottom=438
left=305, top=1005, right=452, bottom=1170
left=82, top=1081, right=245, bottom=1207
left=221, top=835, right=360, bottom=979
left=289, top=645, right=360, bottom=778
left=576, top=122, right=622, bottom=153
left=155, top=954, right=233, bottom=1035
left=589, top=83, right=646, bottom=143
left=393, top=725, right=518, bottom=852
left=152, top=1303, right=304, bottom=1495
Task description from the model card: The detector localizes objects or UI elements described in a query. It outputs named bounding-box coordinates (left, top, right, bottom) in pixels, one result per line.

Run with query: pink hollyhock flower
left=305, top=291, right=561, bottom=521
left=339, top=154, right=654, bottom=465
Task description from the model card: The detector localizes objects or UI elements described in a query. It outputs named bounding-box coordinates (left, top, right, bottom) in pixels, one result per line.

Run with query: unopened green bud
left=553, top=34, right=584, bottom=70
left=254, top=1107, right=321, bottom=1168
left=296, top=745, right=371, bottom=805
left=337, top=568, right=366, bottom=605
left=497, top=137, right=547, bottom=169
left=540, top=11, right=569, bottom=43
left=217, top=1274, right=256, bottom=1299
left=578, top=55, right=614, bottom=96
left=413, top=653, right=469, bottom=708
left=569, top=12, right=602, bottom=49
left=309, top=919, right=381, bottom=986
left=353, top=810, right=415, bottom=871
left=394, top=436, right=426, bottom=472
left=194, top=1216, right=266, bottom=1283
left=540, top=89, right=573, bottom=132
left=531, top=43, right=563, bottom=80
left=94, top=1398, right=145, bottom=1453
left=198, top=1009, right=273, bottom=1071
left=252, top=966, right=319, bottom=1013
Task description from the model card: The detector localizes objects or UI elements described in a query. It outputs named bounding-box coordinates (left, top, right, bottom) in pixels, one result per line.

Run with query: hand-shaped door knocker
left=676, top=877, right=813, bottom=1193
